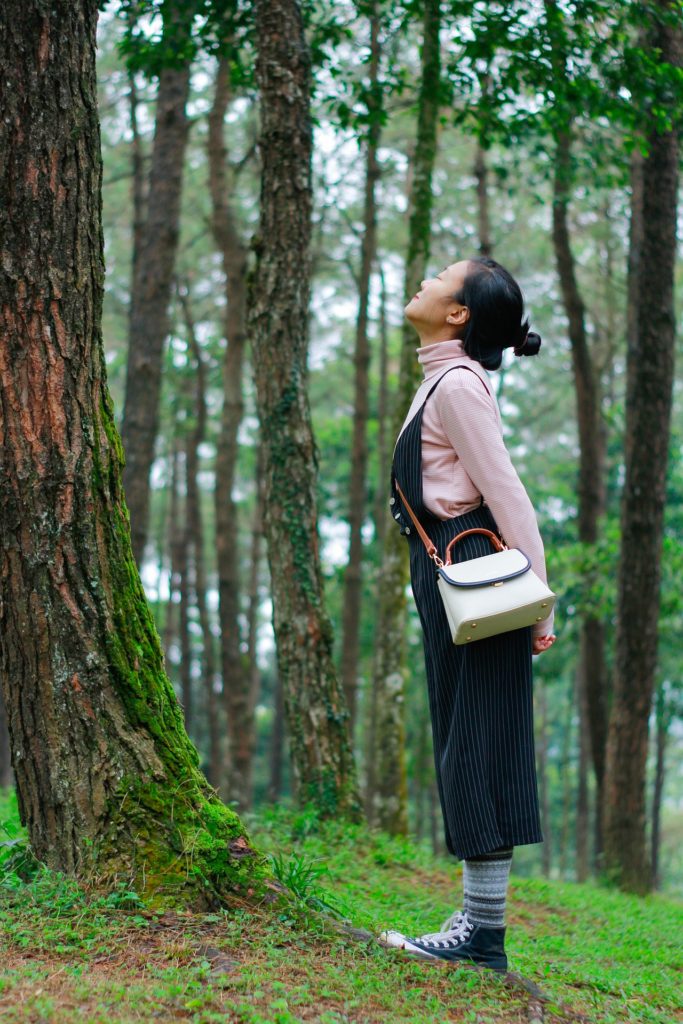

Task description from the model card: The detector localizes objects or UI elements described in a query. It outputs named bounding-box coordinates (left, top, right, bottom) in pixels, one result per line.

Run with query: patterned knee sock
left=463, top=846, right=513, bottom=928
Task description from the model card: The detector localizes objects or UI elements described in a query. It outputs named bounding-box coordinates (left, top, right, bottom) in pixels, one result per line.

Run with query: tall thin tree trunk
left=603, top=8, right=681, bottom=893
left=268, top=671, right=285, bottom=803
left=0, top=0, right=264, bottom=905
left=373, top=265, right=390, bottom=546
left=538, top=684, right=551, bottom=877
left=558, top=679, right=573, bottom=879
left=249, top=0, right=361, bottom=818
left=575, top=669, right=590, bottom=882
left=207, top=56, right=253, bottom=807
left=650, top=682, right=669, bottom=891
left=241, top=446, right=266, bottom=811
left=179, top=484, right=193, bottom=732
left=545, top=3, right=609, bottom=865
left=179, top=285, right=222, bottom=787
left=473, top=141, right=492, bottom=257
left=0, top=690, right=12, bottom=788
left=163, top=440, right=181, bottom=656
left=121, top=15, right=192, bottom=568
left=126, top=56, right=146, bottom=302
left=340, top=9, right=382, bottom=736
left=368, top=0, right=441, bottom=834
left=364, top=265, right=390, bottom=817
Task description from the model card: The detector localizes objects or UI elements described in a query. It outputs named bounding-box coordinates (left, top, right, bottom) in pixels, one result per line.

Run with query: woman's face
left=404, top=259, right=471, bottom=333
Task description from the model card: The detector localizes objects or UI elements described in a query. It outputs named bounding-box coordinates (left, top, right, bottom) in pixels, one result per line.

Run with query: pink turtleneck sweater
left=397, top=338, right=554, bottom=638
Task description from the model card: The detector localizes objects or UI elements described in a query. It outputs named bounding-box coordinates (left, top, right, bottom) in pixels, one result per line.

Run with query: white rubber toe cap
left=377, top=930, right=438, bottom=959
left=378, top=929, right=409, bottom=948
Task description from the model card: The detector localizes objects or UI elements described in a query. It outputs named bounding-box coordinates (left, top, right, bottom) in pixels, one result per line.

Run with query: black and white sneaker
left=378, top=909, right=465, bottom=950
left=381, top=912, right=508, bottom=972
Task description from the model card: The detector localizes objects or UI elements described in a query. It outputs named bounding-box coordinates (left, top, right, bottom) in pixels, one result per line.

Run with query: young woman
left=379, top=257, right=556, bottom=972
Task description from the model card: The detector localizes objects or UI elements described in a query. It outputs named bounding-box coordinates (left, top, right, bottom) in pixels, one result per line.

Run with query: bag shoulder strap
left=394, top=359, right=497, bottom=565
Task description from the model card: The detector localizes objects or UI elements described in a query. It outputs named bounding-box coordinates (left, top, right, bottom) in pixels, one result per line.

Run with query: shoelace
left=415, top=909, right=465, bottom=942
left=418, top=912, right=474, bottom=949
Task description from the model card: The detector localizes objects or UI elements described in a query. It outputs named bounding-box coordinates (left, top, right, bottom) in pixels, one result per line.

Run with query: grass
left=1, top=788, right=681, bottom=1023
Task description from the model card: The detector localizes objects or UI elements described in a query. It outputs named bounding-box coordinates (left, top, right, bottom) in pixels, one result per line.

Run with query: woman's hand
left=532, top=634, right=556, bottom=655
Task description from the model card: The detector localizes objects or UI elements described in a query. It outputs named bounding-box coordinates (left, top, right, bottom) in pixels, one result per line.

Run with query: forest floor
left=0, top=791, right=681, bottom=1024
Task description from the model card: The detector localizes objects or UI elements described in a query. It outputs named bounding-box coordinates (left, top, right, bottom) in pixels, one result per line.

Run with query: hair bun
left=514, top=329, right=542, bottom=357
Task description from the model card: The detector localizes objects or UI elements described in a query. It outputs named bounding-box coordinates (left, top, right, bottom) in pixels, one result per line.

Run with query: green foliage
left=269, top=850, right=349, bottom=923
left=1, top=798, right=682, bottom=1021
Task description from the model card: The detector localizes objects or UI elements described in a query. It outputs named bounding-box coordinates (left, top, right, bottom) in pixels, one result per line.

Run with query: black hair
left=452, top=257, right=541, bottom=371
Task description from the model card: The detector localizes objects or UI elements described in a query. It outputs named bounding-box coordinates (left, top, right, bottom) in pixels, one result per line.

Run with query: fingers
left=532, top=634, right=557, bottom=655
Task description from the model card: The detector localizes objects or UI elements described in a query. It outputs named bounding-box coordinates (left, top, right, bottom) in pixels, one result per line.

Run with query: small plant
left=100, top=881, right=147, bottom=910
left=269, top=851, right=349, bottom=924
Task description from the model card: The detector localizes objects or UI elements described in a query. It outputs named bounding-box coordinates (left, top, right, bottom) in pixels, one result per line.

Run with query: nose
left=420, top=279, right=428, bottom=289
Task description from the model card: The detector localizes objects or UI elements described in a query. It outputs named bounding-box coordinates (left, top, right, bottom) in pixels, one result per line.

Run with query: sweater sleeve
left=434, top=374, right=555, bottom=637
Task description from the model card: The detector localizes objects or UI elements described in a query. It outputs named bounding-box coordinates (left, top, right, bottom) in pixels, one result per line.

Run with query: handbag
left=394, top=482, right=556, bottom=645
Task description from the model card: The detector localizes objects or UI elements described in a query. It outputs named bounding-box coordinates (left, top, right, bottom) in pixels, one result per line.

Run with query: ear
left=446, top=306, right=469, bottom=326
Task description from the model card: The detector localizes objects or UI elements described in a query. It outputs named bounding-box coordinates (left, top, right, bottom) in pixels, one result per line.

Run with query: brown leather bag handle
left=394, top=481, right=506, bottom=568
left=444, top=528, right=506, bottom=565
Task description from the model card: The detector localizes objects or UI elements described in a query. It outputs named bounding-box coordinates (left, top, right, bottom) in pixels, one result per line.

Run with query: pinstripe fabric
left=391, top=368, right=543, bottom=860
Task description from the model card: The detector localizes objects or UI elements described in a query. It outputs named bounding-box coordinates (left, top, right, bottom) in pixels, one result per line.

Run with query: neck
left=413, top=325, right=461, bottom=347
left=416, top=335, right=469, bottom=378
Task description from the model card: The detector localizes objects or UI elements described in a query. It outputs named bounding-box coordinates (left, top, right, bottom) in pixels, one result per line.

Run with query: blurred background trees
left=1, top=0, right=681, bottom=896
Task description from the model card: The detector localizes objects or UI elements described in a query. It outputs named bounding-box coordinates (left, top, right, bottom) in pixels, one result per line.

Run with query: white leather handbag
left=395, top=482, right=555, bottom=645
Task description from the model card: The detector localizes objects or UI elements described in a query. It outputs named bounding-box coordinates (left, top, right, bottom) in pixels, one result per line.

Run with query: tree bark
left=178, top=285, right=222, bottom=787
left=473, top=141, right=492, bottom=257
left=373, top=264, right=391, bottom=546
left=268, top=670, right=286, bottom=804
left=242, top=446, right=266, bottom=811
left=0, top=689, right=12, bottom=788
left=551, top=122, right=609, bottom=842
left=603, top=7, right=681, bottom=893
left=537, top=684, right=551, bottom=877
left=0, top=0, right=266, bottom=906
left=340, top=9, right=382, bottom=737
left=120, top=11, right=192, bottom=568
left=248, top=0, right=362, bottom=819
left=558, top=678, right=572, bottom=879
left=207, top=57, right=254, bottom=808
left=368, top=0, right=441, bottom=833
left=575, top=658, right=590, bottom=882
left=126, top=49, right=146, bottom=302
left=650, top=681, right=670, bottom=891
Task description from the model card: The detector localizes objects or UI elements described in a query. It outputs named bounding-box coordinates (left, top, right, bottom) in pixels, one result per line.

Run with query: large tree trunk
left=0, top=0, right=265, bottom=907
left=248, top=0, right=361, bottom=818
left=367, top=0, right=441, bottom=833
left=120, top=12, right=192, bottom=568
left=603, top=8, right=681, bottom=893
left=207, top=57, right=254, bottom=807
left=340, top=9, right=382, bottom=737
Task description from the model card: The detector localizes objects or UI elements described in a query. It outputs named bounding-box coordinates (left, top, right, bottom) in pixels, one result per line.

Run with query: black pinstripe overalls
left=391, top=365, right=543, bottom=860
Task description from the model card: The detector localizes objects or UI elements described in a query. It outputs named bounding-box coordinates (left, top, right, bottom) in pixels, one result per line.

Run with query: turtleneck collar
left=417, top=337, right=470, bottom=380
